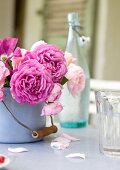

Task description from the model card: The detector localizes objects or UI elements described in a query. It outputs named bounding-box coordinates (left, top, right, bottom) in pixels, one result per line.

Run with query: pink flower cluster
left=0, top=37, right=85, bottom=117
left=0, top=61, right=10, bottom=101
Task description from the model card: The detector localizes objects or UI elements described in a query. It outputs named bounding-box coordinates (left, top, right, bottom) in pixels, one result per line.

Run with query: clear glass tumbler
left=95, top=90, right=120, bottom=157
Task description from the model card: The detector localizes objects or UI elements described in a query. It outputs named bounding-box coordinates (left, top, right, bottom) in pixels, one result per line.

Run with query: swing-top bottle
left=59, top=12, right=90, bottom=128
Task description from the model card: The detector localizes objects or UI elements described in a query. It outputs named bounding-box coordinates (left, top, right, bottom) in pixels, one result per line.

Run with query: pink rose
left=47, top=83, right=63, bottom=102
left=10, top=59, right=54, bottom=105
left=31, top=40, right=46, bottom=51
left=64, top=52, right=76, bottom=66
left=0, top=37, right=18, bottom=56
left=66, top=64, right=85, bottom=96
left=0, top=88, right=4, bottom=101
left=11, top=47, right=28, bottom=69
left=41, top=101, right=63, bottom=116
left=31, top=42, right=67, bottom=83
left=0, top=61, right=10, bottom=87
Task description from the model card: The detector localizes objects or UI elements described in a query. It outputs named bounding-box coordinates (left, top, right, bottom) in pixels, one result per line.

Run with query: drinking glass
left=95, top=90, right=120, bottom=157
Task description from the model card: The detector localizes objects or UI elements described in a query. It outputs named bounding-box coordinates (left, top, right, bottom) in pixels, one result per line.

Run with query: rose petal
left=53, top=136, right=71, bottom=144
left=51, top=141, right=69, bottom=150
left=41, top=101, right=63, bottom=116
left=65, top=153, right=85, bottom=159
left=51, top=133, right=80, bottom=150
left=8, top=147, right=28, bottom=153
left=62, top=133, right=80, bottom=141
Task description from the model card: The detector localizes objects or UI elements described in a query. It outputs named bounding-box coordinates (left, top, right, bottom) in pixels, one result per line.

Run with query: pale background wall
left=93, top=0, right=120, bottom=80
left=23, top=0, right=45, bottom=49
left=104, top=0, right=120, bottom=80
left=0, top=0, right=15, bottom=37
left=0, top=0, right=120, bottom=81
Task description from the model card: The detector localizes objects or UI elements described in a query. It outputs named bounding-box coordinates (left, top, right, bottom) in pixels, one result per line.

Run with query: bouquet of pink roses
left=0, top=37, right=85, bottom=122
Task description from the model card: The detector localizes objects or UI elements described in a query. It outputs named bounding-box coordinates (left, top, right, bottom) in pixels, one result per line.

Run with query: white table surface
left=0, top=126, right=120, bottom=170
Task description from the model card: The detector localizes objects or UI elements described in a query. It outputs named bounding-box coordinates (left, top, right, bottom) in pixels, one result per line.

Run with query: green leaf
left=61, top=76, right=68, bottom=85
left=8, top=60, right=13, bottom=69
left=4, top=76, right=10, bottom=87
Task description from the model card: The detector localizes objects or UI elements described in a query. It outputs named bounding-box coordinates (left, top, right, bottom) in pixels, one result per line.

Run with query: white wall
left=104, top=0, right=120, bottom=80
left=23, top=0, right=45, bottom=49
left=0, top=0, right=15, bottom=38
left=92, top=0, right=108, bottom=79
left=93, top=0, right=120, bottom=81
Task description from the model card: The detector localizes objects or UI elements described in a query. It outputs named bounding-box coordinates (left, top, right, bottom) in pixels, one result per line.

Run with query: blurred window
left=44, top=0, right=87, bottom=50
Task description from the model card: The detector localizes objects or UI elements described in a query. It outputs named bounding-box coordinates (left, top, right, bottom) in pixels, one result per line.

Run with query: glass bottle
left=59, top=12, right=90, bottom=128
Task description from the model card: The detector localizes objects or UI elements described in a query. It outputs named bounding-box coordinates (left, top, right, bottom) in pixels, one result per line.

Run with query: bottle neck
left=66, top=25, right=80, bottom=51
left=68, top=25, right=80, bottom=38
left=65, top=24, right=90, bottom=78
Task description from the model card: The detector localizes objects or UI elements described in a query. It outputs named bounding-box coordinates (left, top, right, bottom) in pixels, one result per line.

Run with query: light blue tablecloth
left=0, top=126, right=120, bottom=170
